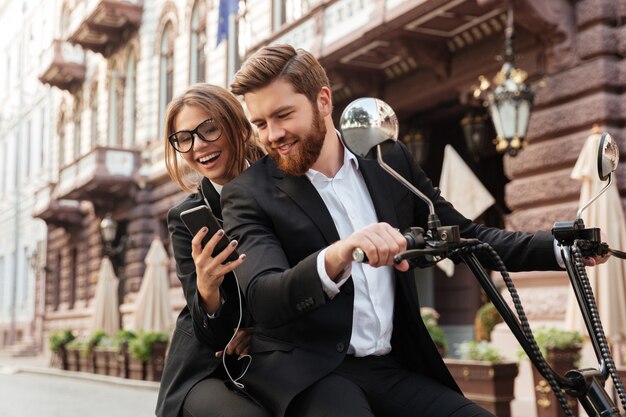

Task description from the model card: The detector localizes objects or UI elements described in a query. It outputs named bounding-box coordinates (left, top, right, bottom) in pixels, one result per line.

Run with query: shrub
left=48, top=329, right=75, bottom=353
left=517, top=326, right=583, bottom=365
left=475, top=302, right=503, bottom=342
left=421, top=307, right=448, bottom=352
left=128, top=331, right=169, bottom=362
left=456, top=340, right=504, bottom=363
left=113, top=329, right=137, bottom=351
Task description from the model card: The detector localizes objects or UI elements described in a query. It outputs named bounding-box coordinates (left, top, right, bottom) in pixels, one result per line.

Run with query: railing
left=55, top=146, right=139, bottom=200
left=40, top=40, right=85, bottom=70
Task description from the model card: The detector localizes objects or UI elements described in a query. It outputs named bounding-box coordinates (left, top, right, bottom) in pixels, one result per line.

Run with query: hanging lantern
left=473, top=1, right=534, bottom=156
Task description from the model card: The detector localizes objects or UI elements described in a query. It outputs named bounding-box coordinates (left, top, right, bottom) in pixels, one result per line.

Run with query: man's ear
left=317, top=86, right=332, bottom=117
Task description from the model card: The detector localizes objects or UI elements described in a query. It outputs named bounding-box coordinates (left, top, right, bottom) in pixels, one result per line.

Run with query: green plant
left=533, top=326, right=582, bottom=355
left=66, top=338, right=90, bottom=356
left=475, top=302, right=503, bottom=341
left=48, top=329, right=75, bottom=353
left=517, top=326, right=583, bottom=364
left=456, top=340, right=504, bottom=363
left=87, top=330, right=107, bottom=347
left=128, top=331, right=169, bottom=362
left=113, top=329, right=136, bottom=350
left=421, top=307, right=448, bottom=352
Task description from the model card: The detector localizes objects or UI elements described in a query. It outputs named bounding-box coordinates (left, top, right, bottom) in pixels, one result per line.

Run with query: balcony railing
left=38, top=40, right=86, bottom=91
left=54, top=146, right=141, bottom=204
left=33, top=183, right=83, bottom=227
left=255, top=0, right=505, bottom=67
left=67, top=0, right=143, bottom=56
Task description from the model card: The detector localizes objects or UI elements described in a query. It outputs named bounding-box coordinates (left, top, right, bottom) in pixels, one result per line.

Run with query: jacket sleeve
left=394, top=142, right=560, bottom=272
left=221, top=182, right=329, bottom=329
left=167, top=204, right=241, bottom=349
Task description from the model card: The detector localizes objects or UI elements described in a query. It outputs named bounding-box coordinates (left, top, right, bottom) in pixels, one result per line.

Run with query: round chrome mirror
left=339, top=97, right=399, bottom=159
left=597, top=132, right=619, bottom=181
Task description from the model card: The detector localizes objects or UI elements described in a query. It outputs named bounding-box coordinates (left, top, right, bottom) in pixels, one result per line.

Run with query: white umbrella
left=438, top=145, right=496, bottom=276
left=565, top=131, right=626, bottom=342
left=133, top=237, right=174, bottom=333
left=91, top=257, right=120, bottom=335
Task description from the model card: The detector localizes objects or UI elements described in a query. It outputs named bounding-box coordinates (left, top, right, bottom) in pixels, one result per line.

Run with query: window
left=69, top=248, right=77, bottom=309
left=90, top=83, right=98, bottom=149
left=73, top=96, right=82, bottom=159
left=123, top=51, right=137, bottom=147
left=0, top=141, right=5, bottom=195
left=58, top=124, right=66, bottom=168
left=274, top=0, right=310, bottom=30
left=40, top=107, right=46, bottom=174
left=108, top=70, right=120, bottom=146
left=24, top=120, right=31, bottom=178
left=189, top=2, right=206, bottom=84
left=0, top=256, right=4, bottom=312
left=159, top=23, right=175, bottom=139
left=53, top=253, right=61, bottom=310
left=20, top=248, right=28, bottom=306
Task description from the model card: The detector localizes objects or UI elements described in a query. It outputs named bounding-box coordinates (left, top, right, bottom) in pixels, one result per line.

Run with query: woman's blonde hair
left=164, top=83, right=262, bottom=192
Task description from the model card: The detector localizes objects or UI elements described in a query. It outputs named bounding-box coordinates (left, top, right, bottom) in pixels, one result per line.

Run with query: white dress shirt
left=306, top=146, right=395, bottom=357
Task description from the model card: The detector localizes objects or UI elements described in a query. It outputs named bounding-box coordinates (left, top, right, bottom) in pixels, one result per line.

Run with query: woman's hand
left=215, top=327, right=254, bottom=358
left=191, top=227, right=246, bottom=314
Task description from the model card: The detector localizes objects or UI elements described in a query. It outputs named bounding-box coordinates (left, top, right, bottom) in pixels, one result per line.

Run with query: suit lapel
left=200, top=177, right=223, bottom=220
left=269, top=161, right=340, bottom=245
left=359, top=157, right=399, bottom=228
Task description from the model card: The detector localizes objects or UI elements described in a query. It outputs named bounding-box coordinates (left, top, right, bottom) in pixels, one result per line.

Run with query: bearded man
left=221, top=44, right=583, bottom=417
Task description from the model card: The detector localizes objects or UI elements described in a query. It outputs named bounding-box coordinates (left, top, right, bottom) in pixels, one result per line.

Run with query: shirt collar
left=208, top=160, right=250, bottom=195
left=305, top=130, right=359, bottom=182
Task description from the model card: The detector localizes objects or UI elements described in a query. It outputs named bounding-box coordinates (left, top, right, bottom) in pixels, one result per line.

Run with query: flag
left=217, top=0, right=238, bottom=46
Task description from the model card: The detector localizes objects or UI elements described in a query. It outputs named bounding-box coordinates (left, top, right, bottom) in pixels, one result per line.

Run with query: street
left=0, top=368, right=159, bottom=417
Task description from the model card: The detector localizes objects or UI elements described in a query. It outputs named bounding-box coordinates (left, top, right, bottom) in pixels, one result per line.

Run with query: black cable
left=572, top=241, right=626, bottom=410
left=450, top=243, right=575, bottom=417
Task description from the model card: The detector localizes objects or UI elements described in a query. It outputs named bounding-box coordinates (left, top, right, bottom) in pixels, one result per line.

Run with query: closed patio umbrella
left=91, top=257, right=120, bottom=335
left=438, top=144, right=496, bottom=276
left=133, top=237, right=174, bottom=333
left=565, top=130, right=626, bottom=342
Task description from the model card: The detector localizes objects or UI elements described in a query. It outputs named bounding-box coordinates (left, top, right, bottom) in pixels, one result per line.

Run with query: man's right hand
left=324, top=222, right=409, bottom=280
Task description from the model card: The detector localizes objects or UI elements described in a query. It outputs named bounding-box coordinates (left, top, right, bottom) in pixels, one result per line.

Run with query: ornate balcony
left=54, top=146, right=141, bottom=207
left=38, top=40, right=86, bottom=91
left=33, top=183, right=84, bottom=228
left=67, top=0, right=143, bottom=57
left=255, top=0, right=573, bottom=111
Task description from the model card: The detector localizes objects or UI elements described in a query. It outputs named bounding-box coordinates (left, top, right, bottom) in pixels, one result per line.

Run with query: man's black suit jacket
left=156, top=178, right=249, bottom=417
left=221, top=141, right=559, bottom=417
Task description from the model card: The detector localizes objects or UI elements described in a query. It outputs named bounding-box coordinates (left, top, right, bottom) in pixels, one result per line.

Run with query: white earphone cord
left=221, top=269, right=251, bottom=389
left=200, top=186, right=250, bottom=389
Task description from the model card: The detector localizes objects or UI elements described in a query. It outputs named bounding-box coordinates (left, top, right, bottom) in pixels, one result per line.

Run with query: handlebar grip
left=352, top=248, right=368, bottom=263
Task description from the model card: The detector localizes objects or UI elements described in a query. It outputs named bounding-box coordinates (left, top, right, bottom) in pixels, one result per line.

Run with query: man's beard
left=267, top=107, right=326, bottom=176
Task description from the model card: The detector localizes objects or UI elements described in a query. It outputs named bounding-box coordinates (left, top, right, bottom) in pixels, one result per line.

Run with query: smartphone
left=180, top=205, right=239, bottom=263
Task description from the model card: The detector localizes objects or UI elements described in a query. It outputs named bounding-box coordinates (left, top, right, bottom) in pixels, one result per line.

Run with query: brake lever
left=608, top=247, right=626, bottom=259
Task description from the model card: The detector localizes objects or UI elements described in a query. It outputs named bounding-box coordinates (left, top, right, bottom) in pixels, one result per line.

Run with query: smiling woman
left=156, top=84, right=267, bottom=417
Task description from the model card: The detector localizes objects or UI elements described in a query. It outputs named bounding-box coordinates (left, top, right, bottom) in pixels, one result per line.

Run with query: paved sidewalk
left=0, top=354, right=160, bottom=417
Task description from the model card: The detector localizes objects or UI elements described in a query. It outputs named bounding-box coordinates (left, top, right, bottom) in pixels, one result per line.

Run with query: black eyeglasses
left=168, top=118, right=222, bottom=153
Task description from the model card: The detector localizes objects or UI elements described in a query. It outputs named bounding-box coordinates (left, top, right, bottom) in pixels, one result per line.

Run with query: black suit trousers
left=286, top=355, right=496, bottom=417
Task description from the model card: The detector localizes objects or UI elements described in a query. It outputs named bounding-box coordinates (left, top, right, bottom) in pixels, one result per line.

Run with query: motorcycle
left=340, top=97, right=626, bottom=417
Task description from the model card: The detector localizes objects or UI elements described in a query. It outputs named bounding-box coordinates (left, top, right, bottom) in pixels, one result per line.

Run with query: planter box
left=118, top=340, right=168, bottom=381
left=531, top=346, right=580, bottom=417
left=93, top=347, right=120, bottom=377
left=445, top=359, right=518, bottom=417
left=145, top=341, right=167, bottom=382
left=54, top=348, right=68, bottom=370
left=65, top=347, right=81, bottom=372
left=78, top=351, right=94, bottom=373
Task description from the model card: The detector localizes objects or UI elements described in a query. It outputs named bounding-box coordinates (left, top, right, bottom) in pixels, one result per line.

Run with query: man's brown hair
left=164, top=83, right=262, bottom=192
left=230, top=44, right=330, bottom=102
